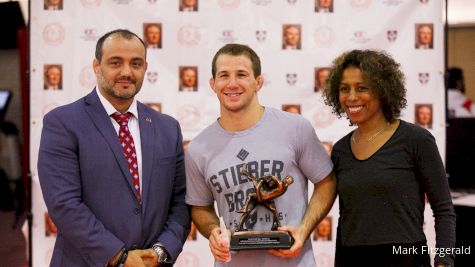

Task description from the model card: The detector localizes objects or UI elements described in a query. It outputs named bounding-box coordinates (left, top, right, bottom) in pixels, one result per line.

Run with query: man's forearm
left=191, top=205, right=220, bottom=239
left=299, top=173, right=337, bottom=239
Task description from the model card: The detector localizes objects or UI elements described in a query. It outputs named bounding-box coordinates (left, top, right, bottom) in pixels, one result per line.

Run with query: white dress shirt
left=96, top=87, right=143, bottom=191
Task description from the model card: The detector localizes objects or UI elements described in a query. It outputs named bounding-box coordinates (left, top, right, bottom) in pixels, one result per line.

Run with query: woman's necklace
left=352, top=122, right=390, bottom=144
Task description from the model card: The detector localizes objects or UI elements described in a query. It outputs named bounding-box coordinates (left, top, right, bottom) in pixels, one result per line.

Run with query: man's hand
left=269, top=173, right=336, bottom=259
left=209, top=227, right=231, bottom=263
left=266, top=225, right=304, bottom=259
left=125, top=249, right=158, bottom=267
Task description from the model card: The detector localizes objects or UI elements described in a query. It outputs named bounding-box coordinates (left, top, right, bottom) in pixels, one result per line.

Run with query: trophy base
left=230, top=230, right=294, bottom=251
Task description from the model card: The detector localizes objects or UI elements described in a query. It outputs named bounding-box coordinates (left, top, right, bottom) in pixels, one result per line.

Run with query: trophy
left=230, top=164, right=294, bottom=250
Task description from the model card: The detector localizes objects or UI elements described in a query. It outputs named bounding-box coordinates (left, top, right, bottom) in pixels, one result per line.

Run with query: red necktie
left=112, top=112, right=141, bottom=201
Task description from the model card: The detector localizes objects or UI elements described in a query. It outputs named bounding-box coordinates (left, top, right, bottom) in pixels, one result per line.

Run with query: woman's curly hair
left=323, top=49, right=407, bottom=123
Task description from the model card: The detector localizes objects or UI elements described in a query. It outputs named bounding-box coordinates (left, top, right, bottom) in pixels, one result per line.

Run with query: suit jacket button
left=134, top=208, right=140, bottom=214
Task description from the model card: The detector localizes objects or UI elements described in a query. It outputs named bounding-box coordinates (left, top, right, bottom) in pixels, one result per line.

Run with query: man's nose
left=226, top=76, right=238, bottom=87
left=120, top=64, right=132, bottom=76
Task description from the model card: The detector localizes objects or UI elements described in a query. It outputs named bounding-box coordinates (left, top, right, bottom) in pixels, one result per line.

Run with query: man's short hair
left=95, top=29, right=146, bottom=62
left=211, top=43, right=261, bottom=78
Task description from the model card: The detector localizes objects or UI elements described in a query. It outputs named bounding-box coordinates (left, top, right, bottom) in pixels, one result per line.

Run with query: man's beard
left=97, top=72, right=141, bottom=100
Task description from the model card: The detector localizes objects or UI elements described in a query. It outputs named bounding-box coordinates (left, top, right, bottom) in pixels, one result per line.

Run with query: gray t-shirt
left=186, top=107, right=333, bottom=267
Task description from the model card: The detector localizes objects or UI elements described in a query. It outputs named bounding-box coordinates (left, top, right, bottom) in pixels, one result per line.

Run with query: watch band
left=151, top=243, right=172, bottom=264
left=116, top=248, right=128, bottom=266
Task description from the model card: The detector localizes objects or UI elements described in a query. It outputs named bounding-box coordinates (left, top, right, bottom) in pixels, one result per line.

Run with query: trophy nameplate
left=230, top=230, right=293, bottom=250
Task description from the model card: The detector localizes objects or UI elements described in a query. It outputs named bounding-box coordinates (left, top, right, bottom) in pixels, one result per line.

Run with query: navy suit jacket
left=38, top=90, right=190, bottom=266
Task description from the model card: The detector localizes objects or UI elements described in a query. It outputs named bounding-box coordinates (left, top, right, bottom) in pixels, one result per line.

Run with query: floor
left=0, top=210, right=28, bottom=267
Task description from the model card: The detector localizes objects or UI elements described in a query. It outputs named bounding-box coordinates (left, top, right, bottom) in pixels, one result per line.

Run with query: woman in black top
left=323, top=50, right=455, bottom=267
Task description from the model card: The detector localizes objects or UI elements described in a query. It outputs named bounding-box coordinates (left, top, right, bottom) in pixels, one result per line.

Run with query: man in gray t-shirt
left=185, top=43, right=336, bottom=267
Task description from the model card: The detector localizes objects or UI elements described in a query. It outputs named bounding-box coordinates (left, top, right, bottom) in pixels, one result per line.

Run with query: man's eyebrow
left=106, top=56, right=122, bottom=61
left=131, top=57, right=145, bottom=62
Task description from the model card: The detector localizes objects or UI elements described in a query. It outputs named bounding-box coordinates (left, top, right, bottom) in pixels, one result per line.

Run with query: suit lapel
left=138, top=103, right=154, bottom=211
left=84, top=89, right=138, bottom=201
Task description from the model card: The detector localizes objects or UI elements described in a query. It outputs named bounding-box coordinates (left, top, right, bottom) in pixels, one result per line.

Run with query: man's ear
left=209, top=78, right=217, bottom=93
left=256, top=75, right=264, bottom=92
left=92, top=59, right=100, bottom=75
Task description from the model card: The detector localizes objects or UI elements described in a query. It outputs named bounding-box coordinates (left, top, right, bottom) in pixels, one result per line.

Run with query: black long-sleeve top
left=332, top=120, right=456, bottom=265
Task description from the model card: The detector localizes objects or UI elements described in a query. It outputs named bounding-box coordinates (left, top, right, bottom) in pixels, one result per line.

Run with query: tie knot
left=112, top=112, right=132, bottom=126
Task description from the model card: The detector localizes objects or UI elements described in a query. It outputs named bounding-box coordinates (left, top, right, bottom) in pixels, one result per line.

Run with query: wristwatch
left=151, top=243, right=172, bottom=264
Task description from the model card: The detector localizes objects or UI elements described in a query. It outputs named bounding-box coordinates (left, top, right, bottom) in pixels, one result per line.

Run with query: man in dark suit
left=415, top=24, right=433, bottom=49
left=44, top=0, right=63, bottom=10
left=44, top=64, right=62, bottom=90
left=179, top=0, right=198, bottom=11
left=282, top=24, right=301, bottom=50
left=144, top=23, right=162, bottom=49
left=38, top=29, right=190, bottom=266
left=179, top=66, right=198, bottom=92
left=315, top=0, right=333, bottom=13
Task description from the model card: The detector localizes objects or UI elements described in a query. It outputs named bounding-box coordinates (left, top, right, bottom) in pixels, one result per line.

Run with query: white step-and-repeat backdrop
left=30, top=0, right=444, bottom=266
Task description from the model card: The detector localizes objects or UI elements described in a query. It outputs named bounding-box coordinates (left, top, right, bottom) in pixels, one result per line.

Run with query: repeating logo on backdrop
left=287, top=0, right=298, bottom=4
left=387, top=30, right=398, bottom=42
left=79, top=66, right=96, bottom=89
left=252, top=0, right=272, bottom=5
left=147, top=71, right=158, bottom=84
left=175, top=252, right=199, bottom=267
left=176, top=105, right=202, bottom=130
left=112, top=0, right=132, bottom=4
left=255, top=30, right=267, bottom=42
left=382, top=0, right=403, bottom=6
left=220, top=30, right=237, bottom=43
left=218, top=0, right=240, bottom=9
left=177, top=25, right=201, bottom=48
left=418, top=73, right=430, bottom=85
left=350, top=0, right=372, bottom=10
left=286, top=73, right=297, bottom=85
left=351, top=31, right=371, bottom=44
left=80, top=0, right=102, bottom=8
left=43, top=23, right=65, bottom=46
left=314, top=27, right=335, bottom=47
left=148, top=0, right=158, bottom=3
left=81, top=28, right=99, bottom=41
left=313, top=107, right=336, bottom=128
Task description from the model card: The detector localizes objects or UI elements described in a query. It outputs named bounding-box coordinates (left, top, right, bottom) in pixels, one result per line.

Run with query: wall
left=448, top=25, right=475, bottom=99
